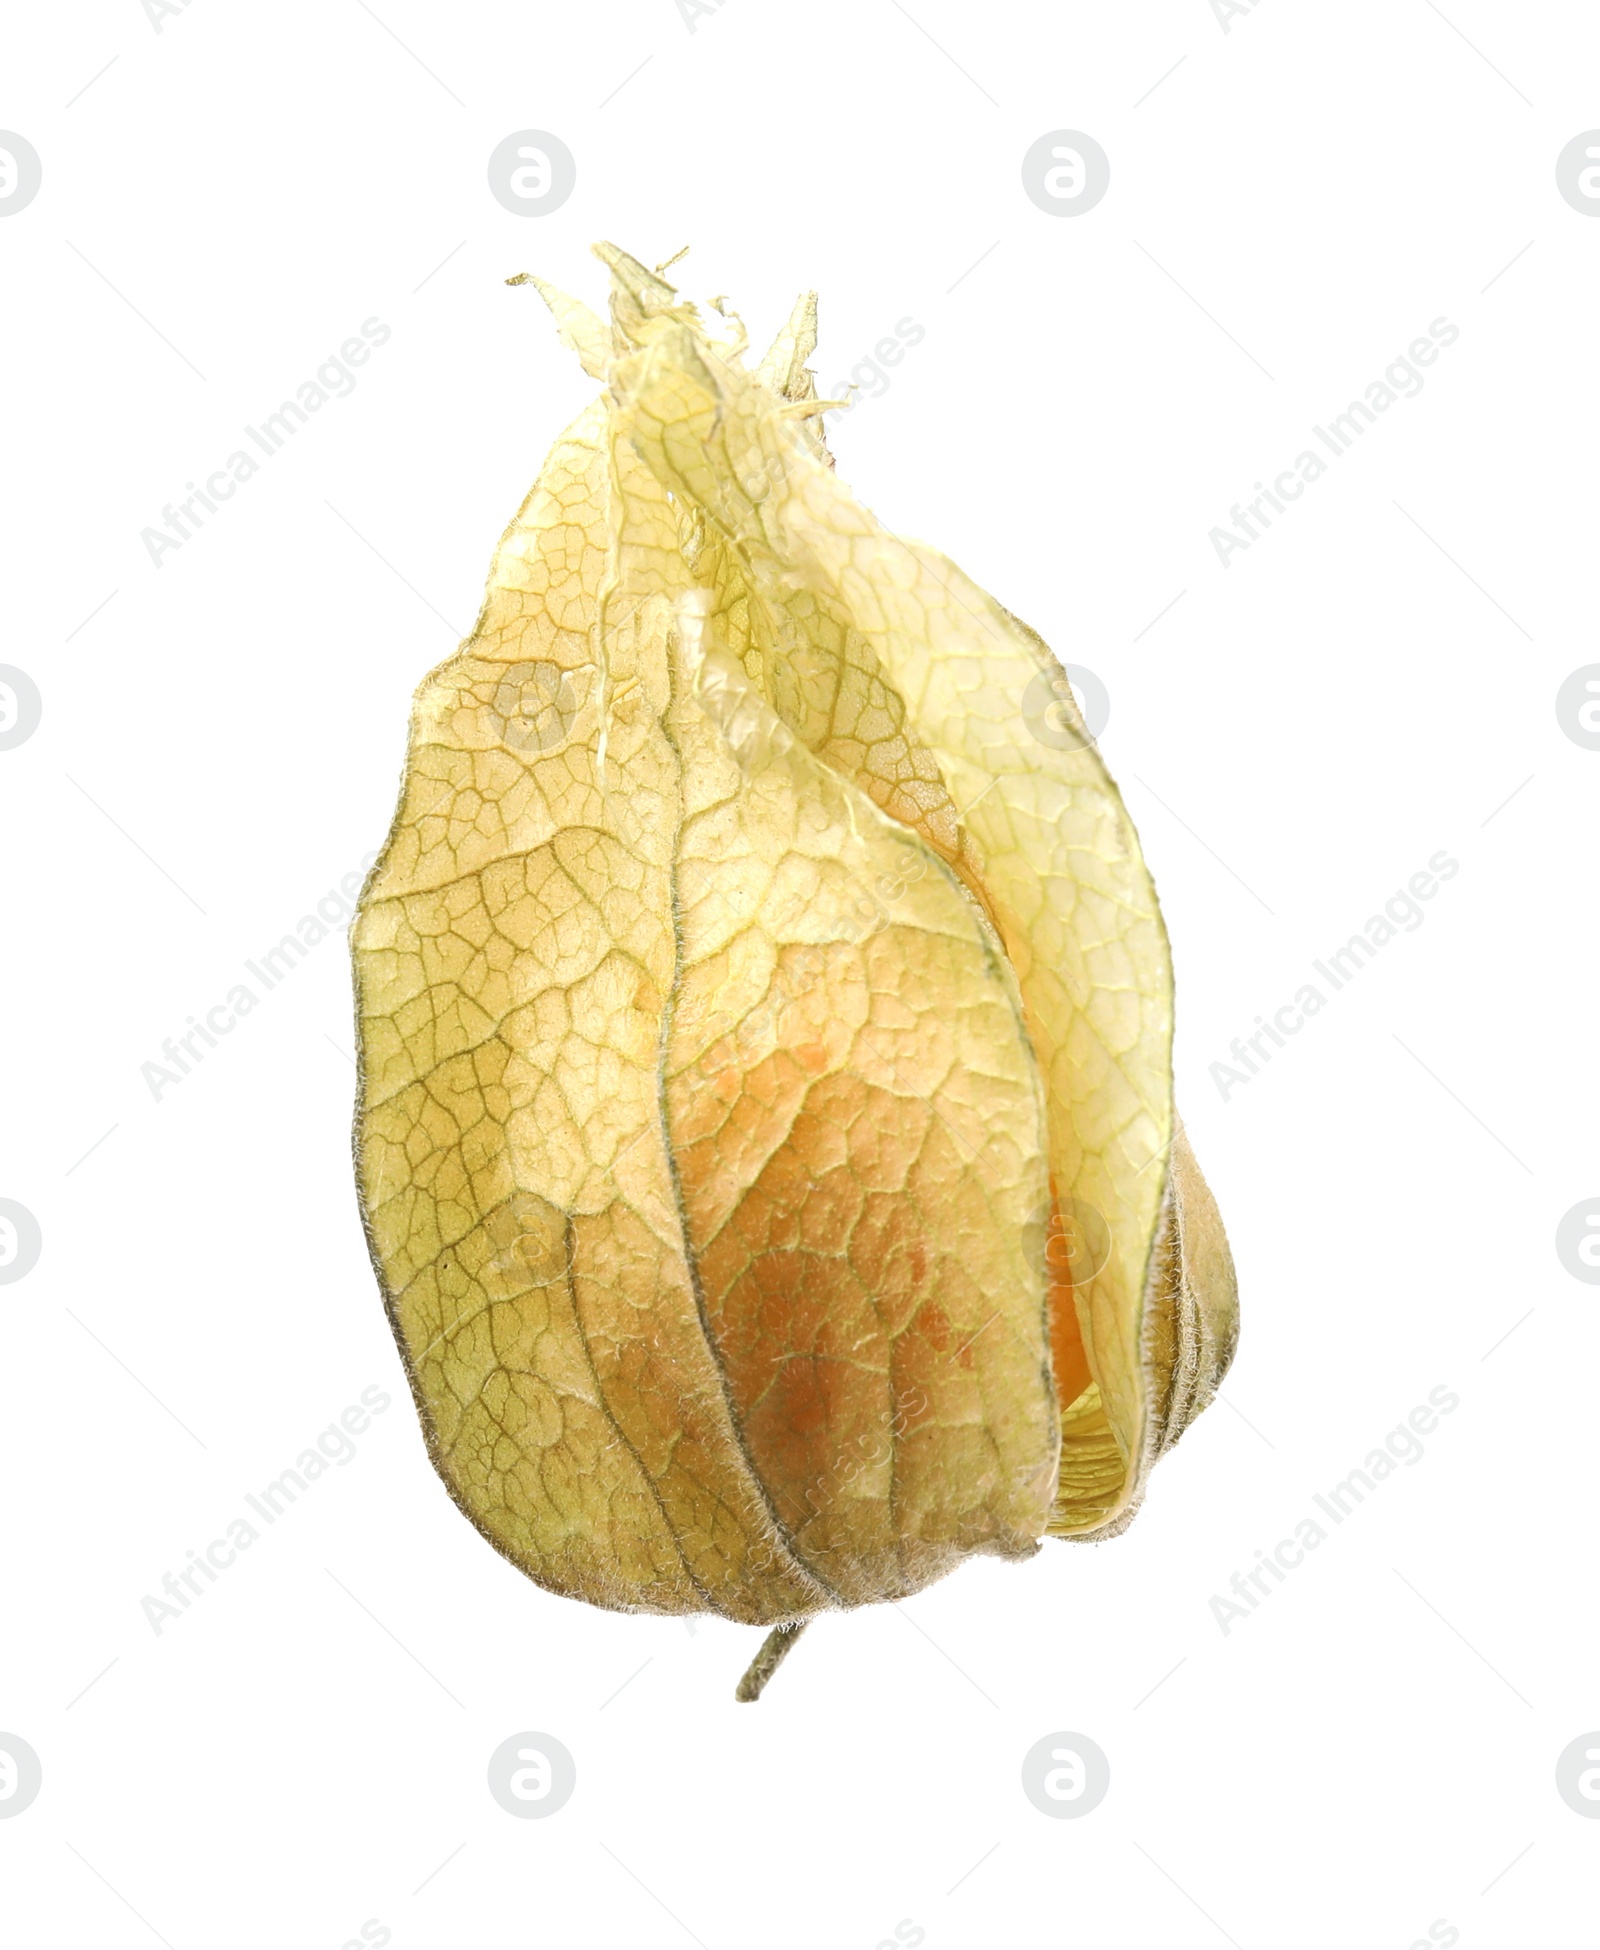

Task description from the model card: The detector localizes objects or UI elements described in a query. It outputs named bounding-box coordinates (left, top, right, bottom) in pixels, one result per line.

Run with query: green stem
left=734, top=1620, right=810, bottom=1703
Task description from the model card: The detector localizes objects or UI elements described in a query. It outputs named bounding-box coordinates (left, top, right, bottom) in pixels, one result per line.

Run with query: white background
left=3, top=2, right=1597, bottom=1945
